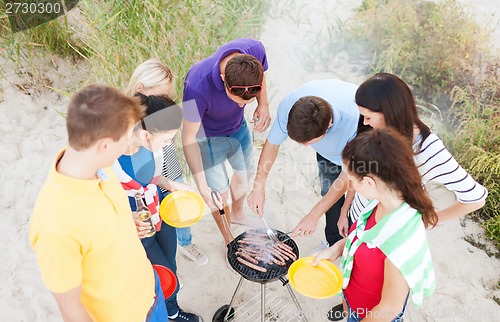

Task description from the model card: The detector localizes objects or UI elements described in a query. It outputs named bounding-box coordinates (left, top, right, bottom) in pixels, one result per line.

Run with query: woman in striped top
left=125, top=58, right=209, bottom=266
left=337, top=73, right=487, bottom=234
left=314, top=128, right=438, bottom=321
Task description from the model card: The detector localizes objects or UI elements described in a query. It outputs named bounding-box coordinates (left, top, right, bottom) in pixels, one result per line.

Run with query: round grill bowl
left=227, top=228, right=299, bottom=284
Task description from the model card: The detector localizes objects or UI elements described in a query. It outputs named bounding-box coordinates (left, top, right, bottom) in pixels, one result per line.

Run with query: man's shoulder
left=305, top=79, right=358, bottom=93
left=185, top=61, right=213, bottom=89
left=223, top=37, right=264, bottom=51
left=30, top=182, right=78, bottom=246
left=31, top=181, right=82, bottom=226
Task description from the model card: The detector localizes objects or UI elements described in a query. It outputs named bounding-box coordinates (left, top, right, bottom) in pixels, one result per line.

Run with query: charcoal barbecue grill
left=213, top=228, right=308, bottom=322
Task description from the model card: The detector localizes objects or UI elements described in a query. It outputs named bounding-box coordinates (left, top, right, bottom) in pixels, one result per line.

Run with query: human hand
left=291, top=212, right=320, bottom=238
left=168, top=181, right=195, bottom=192
left=210, top=190, right=224, bottom=210
left=132, top=211, right=152, bottom=239
left=338, top=208, right=350, bottom=238
left=312, top=245, right=342, bottom=266
left=252, top=104, right=271, bottom=132
left=199, top=184, right=219, bottom=210
left=247, top=187, right=266, bottom=216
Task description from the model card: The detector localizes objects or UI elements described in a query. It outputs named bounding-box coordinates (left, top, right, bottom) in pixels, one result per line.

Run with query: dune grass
left=1, top=0, right=267, bottom=181
left=344, top=0, right=500, bottom=249
left=1, top=0, right=267, bottom=98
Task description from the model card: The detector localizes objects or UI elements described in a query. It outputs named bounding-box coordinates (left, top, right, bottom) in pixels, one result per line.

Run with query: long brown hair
left=355, top=73, right=430, bottom=150
left=342, top=128, right=437, bottom=228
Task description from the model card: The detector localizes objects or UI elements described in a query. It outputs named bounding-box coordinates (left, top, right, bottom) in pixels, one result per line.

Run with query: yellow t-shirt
left=30, top=149, right=155, bottom=322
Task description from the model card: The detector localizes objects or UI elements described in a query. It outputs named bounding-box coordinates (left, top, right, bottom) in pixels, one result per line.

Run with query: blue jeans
left=170, top=177, right=193, bottom=247
left=176, top=226, right=192, bottom=247
left=146, top=270, right=169, bottom=321
left=197, top=119, right=253, bottom=192
left=141, top=220, right=180, bottom=316
left=344, top=293, right=408, bottom=322
left=317, top=153, right=345, bottom=246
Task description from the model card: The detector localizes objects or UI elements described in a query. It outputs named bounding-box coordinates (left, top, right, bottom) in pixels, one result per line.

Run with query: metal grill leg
left=224, top=277, right=245, bottom=321
left=285, top=283, right=309, bottom=322
left=261, top=283, right=265, bottom=322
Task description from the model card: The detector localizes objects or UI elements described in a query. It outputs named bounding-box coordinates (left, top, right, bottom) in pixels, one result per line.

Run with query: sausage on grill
left=236, top=256, right=268, bottom=272
left=234, top=232, right=296, bottom=272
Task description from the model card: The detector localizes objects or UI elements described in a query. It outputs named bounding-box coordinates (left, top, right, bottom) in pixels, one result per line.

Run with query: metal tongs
left=211, top=190, right=233, bottom=241
left=260, top=216, right=280, bottom=243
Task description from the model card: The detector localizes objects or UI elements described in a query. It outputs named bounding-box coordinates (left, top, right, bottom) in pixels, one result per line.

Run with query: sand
left=0, top=0, right=499, bottom=321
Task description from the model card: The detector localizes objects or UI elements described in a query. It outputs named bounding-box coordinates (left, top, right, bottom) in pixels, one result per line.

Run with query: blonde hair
left=124, top=58, right=174, bottom=96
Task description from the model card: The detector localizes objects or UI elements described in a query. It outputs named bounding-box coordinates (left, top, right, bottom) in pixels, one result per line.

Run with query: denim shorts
left=197, top=119, right=253, bottom=192
left=171, top=177, right=192, bottom=247
left=344, top=293, right=408, bottom=322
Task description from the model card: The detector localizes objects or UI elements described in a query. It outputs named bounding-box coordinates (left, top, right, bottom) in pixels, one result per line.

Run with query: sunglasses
left=226, top=84, right=262, bottom=97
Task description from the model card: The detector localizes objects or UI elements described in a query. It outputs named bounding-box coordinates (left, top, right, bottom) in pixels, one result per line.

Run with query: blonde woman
left=126, top=58, right=209, bottom=266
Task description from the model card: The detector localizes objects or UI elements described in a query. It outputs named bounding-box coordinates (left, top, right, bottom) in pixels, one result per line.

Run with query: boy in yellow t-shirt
left=29, top=85, right=167, bottom=322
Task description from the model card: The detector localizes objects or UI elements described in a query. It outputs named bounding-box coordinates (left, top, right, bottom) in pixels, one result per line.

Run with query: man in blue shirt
left=247, top=79, right=359, bottom=246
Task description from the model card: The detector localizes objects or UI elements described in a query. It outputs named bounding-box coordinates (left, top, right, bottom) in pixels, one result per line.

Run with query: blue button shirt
left=267, top=79, right=359, bottom=165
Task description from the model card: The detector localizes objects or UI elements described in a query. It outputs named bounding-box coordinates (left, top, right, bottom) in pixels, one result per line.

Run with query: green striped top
left=341, top=200, right=435, bottom=307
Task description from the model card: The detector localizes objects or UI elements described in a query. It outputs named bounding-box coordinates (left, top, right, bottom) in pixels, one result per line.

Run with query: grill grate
left=227, top=228, right=299, bottom=283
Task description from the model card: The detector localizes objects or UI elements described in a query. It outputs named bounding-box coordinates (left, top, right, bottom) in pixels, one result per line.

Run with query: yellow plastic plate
left=288, top=256, right=342, bottom=299
left=159, top=191, right=205, bottom=228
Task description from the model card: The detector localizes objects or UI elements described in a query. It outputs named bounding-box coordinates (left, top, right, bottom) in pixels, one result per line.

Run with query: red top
left=343, top=207, right=386, bottom=318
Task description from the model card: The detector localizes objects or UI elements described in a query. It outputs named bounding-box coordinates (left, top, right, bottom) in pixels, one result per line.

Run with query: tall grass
left=333, top=0, right=500, bottom=248
left=1, top=0, right=267, bottom=182
left=347, top=0, right=492, bottom=101
left=445, top=77, right=500, bottom=247
left=1, top=0, right=267, bottom=98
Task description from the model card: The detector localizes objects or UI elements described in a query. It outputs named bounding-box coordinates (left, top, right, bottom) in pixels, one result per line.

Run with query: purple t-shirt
left=183, top=38, right=268, bottom=137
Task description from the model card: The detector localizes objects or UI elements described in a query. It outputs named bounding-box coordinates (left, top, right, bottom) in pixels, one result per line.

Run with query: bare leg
left=210, top=191, right=234, bottom=245
left=230, top=171, right=261, bottom=227
left=229, top=171, right=248, bottom=220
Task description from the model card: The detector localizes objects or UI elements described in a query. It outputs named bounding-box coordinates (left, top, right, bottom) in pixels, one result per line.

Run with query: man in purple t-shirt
left=182, top=38, right=270, bottom=245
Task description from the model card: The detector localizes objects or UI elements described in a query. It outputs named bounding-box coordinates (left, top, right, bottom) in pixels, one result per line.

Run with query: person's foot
left=168, top=309, right=203, bottom=321
left=327, top=303, right=345, bottom=321
left=178, top=243, right=209, bottom=265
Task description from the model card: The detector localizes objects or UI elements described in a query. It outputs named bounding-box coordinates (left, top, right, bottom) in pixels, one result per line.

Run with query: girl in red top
left=314, top=128, right=438, bottom=322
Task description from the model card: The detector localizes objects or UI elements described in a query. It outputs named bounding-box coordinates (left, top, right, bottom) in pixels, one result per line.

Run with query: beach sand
left=1, top=0, right=499, bottom=321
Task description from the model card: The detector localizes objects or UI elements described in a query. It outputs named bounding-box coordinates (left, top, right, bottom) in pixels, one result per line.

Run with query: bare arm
left=253, top=74, right=271, bottom=131
left=247, top=140, right=280, bottom=216
left=52, top=285, right=93, bottom=322
left=292, top=171, right=350, bottom=237
left=157, top=177, right=193, bottom=192
left=436, top=199, right=486, bottom=223
left=338, top=182, right=356, bottom=237
left=181, top=118, right=216, bottom=208
left=362, top=259, right=409, bottom=322
left=312, top=237, right=347, bottom=265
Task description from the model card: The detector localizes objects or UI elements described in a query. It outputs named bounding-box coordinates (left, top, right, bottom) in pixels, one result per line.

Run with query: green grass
left=445, top=79, right=500, bottom=248
left=1, top=0, right=267, bottom=98
left=330, top=0, right=500, bottom=248
left=1, top=0, right=267, bottom=181
left=347, top=0, right=492, bottom=101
